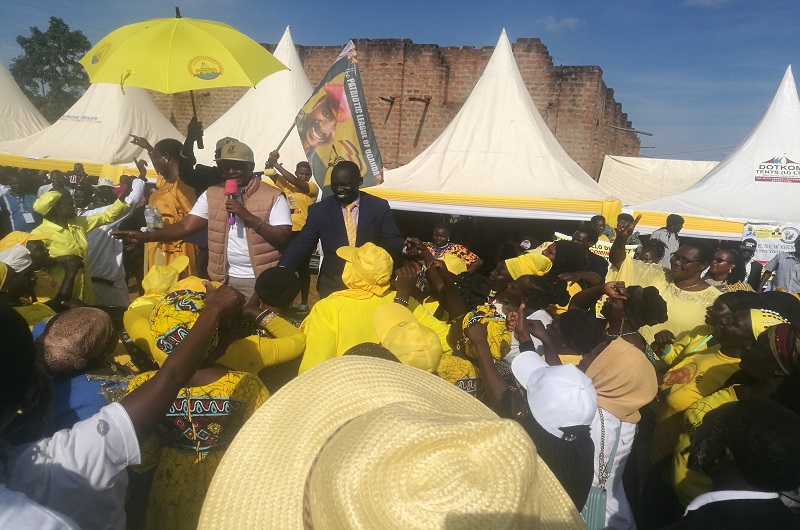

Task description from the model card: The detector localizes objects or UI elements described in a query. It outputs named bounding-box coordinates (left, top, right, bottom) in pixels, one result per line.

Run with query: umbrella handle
left=189, top=90, right=204, bottom=149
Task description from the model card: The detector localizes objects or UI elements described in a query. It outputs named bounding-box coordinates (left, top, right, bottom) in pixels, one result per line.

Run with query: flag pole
left=274, top=122, right=296, bottom=152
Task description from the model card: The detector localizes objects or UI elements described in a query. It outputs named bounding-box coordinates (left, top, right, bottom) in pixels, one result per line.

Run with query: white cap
left=95, top=178, right=114, bottom=188
left=511, top=351, right=597, bottom=438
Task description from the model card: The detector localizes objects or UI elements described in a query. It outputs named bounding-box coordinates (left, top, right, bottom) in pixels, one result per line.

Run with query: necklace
left=607, top=330, right=639, bottom=337
left=607, top=317, right=639, bottom=338
left=675, top=279, right=705, bottom=290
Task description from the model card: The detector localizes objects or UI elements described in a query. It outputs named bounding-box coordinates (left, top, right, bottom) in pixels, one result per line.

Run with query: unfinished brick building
left=150, top=37, right=639, bottom=179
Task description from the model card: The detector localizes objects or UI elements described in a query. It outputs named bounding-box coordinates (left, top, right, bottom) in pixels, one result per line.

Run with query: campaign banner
left=742, top=222, right=800, bottom=263
left=554, top=232, right=638, bottom=262
left=296, top=41, right=383, bottom=195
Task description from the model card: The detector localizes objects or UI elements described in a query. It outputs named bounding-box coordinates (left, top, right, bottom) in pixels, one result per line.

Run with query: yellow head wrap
left=0, top=262, right=7, bottom=290
left=504, top=253, right=553, bottom=280
left=750, top=308, right=789, bottom=340
left=334, top=243, right=393, bottom=300
left=32, top=191, right=64, bottom=216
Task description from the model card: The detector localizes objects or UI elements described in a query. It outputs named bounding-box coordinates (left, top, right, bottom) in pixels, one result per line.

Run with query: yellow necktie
left=344, top=203, right=357, bottom=246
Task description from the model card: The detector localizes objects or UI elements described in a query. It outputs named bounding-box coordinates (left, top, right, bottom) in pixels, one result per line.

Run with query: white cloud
left=684, top=0, right=733, bottom=7
left=538, top=16, right=585, bottom=33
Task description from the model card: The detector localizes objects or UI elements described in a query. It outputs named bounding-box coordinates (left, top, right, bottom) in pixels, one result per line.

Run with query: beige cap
left=215, top=141, right=254, bottom=163
left=215, top=136, right=239, bottom=151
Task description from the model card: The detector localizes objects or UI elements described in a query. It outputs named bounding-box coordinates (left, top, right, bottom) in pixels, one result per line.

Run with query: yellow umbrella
left=79, top=10, right=287, bottom=95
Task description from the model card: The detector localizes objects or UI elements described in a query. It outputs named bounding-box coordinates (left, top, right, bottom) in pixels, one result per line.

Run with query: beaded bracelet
left=393, top=296, right=409, bottom=307
left=256, top=309, right=276, bottom=326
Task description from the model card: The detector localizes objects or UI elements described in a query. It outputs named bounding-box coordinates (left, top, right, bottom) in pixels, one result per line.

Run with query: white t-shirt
left=189, top=190, right=292, bottom=278
left=0, top=402, right=140, bottom=530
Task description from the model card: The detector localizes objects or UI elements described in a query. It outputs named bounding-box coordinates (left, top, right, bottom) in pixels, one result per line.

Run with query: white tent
left=0, top=60, right=49, bottom=142
left=598, top=155, right=718, bottom=206
left=368, top=29, right=620, bottom=221
left=0, top=82, right=183, bottom=177
left=197, top=26, right=313, bottom=168
left=633, top=66, right=800, bottom=238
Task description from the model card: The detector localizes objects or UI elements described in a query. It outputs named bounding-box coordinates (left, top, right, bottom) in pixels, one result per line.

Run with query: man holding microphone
left=114, top=141, right=292, bottom=298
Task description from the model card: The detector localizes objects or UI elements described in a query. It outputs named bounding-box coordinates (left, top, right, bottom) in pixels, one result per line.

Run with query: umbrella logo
left=188, top=56, right=224, bottom=80
left=91, top=44, right=111, bottom=64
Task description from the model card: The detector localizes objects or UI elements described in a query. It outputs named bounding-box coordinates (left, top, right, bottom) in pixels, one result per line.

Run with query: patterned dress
left=128, top=370, right=268, bottom=530
left=424, top=242, right=479, bottom=267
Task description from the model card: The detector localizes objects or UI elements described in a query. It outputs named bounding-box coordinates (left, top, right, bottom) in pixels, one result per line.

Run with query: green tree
left=10, top=17, right=92, bottom=122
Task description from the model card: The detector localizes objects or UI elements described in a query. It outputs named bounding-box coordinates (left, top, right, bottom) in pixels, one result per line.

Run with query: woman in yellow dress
left=608, top=219, right=720, bottom=346
left=127, top=289, right=268, bottom=530
left=145, top=139, right=198, bottom=276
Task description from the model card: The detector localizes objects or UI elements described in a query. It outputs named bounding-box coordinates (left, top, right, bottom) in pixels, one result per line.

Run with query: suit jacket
left=661, top=498, right=800, bottom=530
left=278, top=192, right=404, bottom=298
left=746, top=260, right=764, bottom=290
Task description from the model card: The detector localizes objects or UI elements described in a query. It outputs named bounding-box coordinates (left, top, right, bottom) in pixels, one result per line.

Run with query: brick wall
left=149, top=39, right=638, bottom=179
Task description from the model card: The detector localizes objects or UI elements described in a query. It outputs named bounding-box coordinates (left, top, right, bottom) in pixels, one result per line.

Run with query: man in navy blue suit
left=278, top=161, right=404, bottom=298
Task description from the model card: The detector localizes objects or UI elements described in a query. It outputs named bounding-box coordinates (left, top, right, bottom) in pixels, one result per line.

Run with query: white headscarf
left=0, top=244, right=33, bottom=272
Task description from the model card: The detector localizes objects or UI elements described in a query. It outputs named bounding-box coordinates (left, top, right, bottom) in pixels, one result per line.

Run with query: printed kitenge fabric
left=128, top=370, right=268, bottom=530
left=425, top=242, right=479, bottom=267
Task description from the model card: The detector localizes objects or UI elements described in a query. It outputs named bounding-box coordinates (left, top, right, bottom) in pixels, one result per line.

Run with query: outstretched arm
left=113, top=214, right=207, bottom=245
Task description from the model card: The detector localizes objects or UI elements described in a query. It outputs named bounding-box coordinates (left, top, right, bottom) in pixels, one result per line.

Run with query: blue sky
left=3, top=0, right=799, bottom=161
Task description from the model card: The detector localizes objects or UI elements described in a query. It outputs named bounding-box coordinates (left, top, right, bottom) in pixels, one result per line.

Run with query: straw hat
left=199, top=356, right=582, bottom=529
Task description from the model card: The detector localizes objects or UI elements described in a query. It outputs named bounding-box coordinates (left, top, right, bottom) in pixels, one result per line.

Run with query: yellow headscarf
left=504, top=253, right=553, bottom=280
left=0, top=262, right=7, bottom=289
left=332, top=244, right=393, bottom=300
left=750, top=308, right=789, bottom=340
left=32, top=191, right=63, bottom=216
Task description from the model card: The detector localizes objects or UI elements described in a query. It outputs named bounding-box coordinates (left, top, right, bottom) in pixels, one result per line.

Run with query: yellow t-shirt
left=672, top=386, right=739, bottom=505
left=651, top=346, right=740, bottom=461
left=272, top=175, right=319, bottom=232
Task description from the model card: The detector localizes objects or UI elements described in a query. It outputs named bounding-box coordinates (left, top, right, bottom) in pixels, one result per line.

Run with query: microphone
left=225, top=179, right=238, bottom=225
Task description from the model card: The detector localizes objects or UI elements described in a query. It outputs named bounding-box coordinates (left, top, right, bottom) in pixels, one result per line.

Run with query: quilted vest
left=206, top=177, right=283, bottom=281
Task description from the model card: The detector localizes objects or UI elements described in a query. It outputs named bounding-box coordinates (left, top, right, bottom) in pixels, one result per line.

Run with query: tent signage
left=742, top=222, right=800, bottom=263
left=755, top=155, right=800, bottom=183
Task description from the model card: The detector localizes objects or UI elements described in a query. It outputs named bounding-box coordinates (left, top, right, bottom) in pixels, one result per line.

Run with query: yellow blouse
left=32, top=200, right=129, bottom=303
left=607, top=256, right=720, bottom=343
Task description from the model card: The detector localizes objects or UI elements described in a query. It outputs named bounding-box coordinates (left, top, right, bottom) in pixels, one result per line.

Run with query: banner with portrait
left=296, top=41, right=383, bottom=195
left=742, top=222, right=800, bottom=264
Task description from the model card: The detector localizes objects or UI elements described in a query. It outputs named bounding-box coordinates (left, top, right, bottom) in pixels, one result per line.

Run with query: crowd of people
left=1, top=132, right=800, bottom=530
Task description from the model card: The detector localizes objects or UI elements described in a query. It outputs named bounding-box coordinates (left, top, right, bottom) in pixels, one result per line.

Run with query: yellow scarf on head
left=504, top=253, right=553, bottom=280
left=329, top=262, right=392, bottom=300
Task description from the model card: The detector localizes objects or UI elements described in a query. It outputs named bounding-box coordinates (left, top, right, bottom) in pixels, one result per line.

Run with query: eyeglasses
left=712, top=257, right=731, bottom=263
left=670, top=253, right=702, bottom=265
left=217, top=161, right=250, bottom=172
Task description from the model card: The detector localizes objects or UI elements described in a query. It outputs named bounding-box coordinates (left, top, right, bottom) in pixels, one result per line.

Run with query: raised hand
left=203, top=282, right=245, bottom=315
left=615, top=213, right=641, bottom=240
